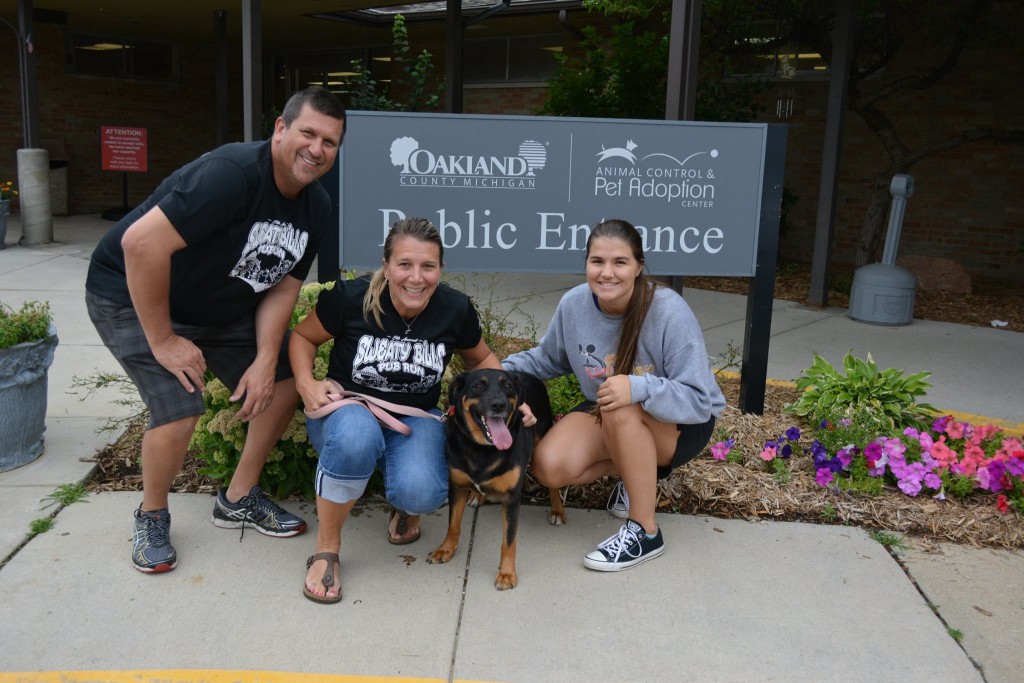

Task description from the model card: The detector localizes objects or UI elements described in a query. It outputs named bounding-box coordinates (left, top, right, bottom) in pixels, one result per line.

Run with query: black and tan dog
left=427, top=368, right=564, bottom=590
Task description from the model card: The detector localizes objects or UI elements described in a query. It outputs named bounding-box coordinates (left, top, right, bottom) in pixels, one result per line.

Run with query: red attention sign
left=101, top=126, right=148, bottom=172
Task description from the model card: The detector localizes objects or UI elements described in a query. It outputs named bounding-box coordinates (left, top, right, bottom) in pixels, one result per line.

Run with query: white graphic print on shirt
left=229, top=220, right=309, bottom=292
left=351, top=334, right=447, bottom=393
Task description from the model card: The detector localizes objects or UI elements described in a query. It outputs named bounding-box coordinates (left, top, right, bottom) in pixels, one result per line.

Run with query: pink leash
left=304, top=379, right=442, bottom=436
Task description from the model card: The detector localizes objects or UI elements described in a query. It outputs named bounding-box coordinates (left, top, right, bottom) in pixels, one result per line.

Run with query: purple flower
left=898, top=477, right=923, bottom=496
left=816, top=468, right=834, bottom=486
left=984, top=461, right=1008, bottom=493
left=1006, top=457, right=1024, bottom=478
left=785, top=427, right=802, bottom=442
left=932, top=415, right=951, bottom=433
left=924, top=472, right=942, bottom=490
left=864, top=441, right=883, bottom=466
left=781, top=444, right=793, bottom=459
left=903, top=426, right=920, bottom=440
left=837, top=448, right=853, bottom=468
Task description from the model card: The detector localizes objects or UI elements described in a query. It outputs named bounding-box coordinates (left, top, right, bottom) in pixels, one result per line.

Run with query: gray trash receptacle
left=849, top=263, right=916, bottom=326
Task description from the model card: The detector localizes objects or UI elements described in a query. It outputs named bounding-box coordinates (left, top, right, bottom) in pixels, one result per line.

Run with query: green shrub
left=0, top=301, right=52, bottom=349
left=785, top=352, right=938, bottom=431
left=546, top=373, right=585, bottom=418
left=189, top=282, right=335, bottom=500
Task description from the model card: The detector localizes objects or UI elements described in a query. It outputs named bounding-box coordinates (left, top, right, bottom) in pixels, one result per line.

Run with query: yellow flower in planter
left=0, top=180, right=17, bottom=201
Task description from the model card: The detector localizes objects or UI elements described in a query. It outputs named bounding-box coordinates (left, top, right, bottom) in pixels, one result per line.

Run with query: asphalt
left=1, top=214, right=1022, bottom=683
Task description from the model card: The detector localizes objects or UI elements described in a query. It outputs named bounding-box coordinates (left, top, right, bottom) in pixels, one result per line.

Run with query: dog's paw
left=427, top=546, right=457, bottom=564
left=467, top=491, right=486, bottom=508
left=548, top=509, right=566, bottom=526
left=495, top=571, right=518, bottom=590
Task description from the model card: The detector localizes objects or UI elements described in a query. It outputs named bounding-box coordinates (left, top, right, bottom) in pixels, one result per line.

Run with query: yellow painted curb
left=0, top=672, right=500, bottom=683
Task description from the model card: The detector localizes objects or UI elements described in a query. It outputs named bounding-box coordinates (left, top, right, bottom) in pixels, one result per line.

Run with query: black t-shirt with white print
left=86, top=140, right=329, bottom=326
left=316, top=277, right=483, bottom=411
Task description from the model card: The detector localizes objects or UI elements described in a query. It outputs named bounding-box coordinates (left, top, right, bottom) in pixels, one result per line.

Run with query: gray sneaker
left=606, top=480, right=630, bottom=519
left=132, top=507, right=177, bottom=573
left=212, top=485, right=307, bottom=538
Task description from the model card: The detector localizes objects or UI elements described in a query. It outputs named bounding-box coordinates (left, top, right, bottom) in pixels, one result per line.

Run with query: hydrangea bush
left=189, top=281, right=334, bottom=500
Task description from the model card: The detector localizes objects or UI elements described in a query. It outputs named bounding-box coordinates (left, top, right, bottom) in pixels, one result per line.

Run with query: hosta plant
left=785, top=351, right=937, bottom=431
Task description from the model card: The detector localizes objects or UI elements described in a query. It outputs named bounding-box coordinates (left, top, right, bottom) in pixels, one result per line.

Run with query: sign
left=339, top=112, right=784, bottom=276
left=100, top=126, right=148, bottom=172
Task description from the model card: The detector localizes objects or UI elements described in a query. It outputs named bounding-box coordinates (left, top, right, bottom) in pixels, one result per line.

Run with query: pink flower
left=815, top=468, right=834, bottom=486
left=759, top=446, right=777, bottom=462
left=945, top=420, right=965, bottom=439
left=711, top=441, right=731, bottom=461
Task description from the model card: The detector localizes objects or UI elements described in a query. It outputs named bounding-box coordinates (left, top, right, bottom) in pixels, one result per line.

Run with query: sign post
left=100, top=125, right=148, bottom=221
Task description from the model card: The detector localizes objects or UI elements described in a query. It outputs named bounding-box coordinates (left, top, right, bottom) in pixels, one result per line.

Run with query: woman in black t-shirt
left=290, top=217, right=503, bottom=603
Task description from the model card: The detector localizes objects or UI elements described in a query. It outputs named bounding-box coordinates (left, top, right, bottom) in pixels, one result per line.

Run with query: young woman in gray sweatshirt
left=503, top=219, right=725, bottom=572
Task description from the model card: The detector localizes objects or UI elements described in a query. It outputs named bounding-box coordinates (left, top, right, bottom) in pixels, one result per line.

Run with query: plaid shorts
left=86, top=291, right=293, bottom=429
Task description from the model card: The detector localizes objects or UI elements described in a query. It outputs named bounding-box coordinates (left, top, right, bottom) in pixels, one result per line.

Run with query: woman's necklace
left=399, top=311, right=421, bottom=335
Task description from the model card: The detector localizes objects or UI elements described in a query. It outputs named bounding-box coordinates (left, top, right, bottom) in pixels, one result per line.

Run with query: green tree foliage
left=346, top=14, right=443, bottom=112
left=542, top=15, right=764, bottom=122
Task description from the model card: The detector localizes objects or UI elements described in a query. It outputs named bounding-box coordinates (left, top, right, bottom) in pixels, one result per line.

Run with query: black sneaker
left=132, top=507, right=177, bottom=573
left=212, top=485, right=307, bottom=537
left=583, top=519, right=664, bottom=572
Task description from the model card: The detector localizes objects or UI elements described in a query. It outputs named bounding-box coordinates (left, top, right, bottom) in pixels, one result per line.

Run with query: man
left=85, top=86, right=346, bottom=573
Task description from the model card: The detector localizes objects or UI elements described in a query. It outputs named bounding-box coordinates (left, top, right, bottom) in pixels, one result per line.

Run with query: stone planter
left=0, top=198, right=9, bottom=250
left=0, top=323, right=59, bottom=471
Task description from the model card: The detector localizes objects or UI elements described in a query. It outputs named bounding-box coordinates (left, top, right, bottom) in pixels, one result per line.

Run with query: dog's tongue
left=486, top=417, right=514, bottom=450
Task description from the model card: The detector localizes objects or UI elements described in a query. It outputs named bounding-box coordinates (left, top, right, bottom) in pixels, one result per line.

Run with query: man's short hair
left=281, top=86, right=347, bottom=127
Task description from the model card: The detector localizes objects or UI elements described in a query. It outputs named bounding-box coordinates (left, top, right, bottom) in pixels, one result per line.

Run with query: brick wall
left=0, top=24, right=244, bottom=215
left=763, top=3, right=1023, bottom=281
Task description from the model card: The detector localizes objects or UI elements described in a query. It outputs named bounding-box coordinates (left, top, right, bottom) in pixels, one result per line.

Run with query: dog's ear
left=448, top=372, right=466, bottom=408
left=505, top=370, right=526, bottom=404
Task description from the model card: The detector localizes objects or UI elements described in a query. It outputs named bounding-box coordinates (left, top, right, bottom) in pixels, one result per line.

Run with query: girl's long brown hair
left=587, top=219, right=660, bottom=420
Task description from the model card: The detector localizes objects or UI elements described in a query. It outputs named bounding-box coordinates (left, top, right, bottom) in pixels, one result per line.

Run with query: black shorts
left=86, top=291, right=293, bottom=429
left=570, top=400, right=716, bottom=479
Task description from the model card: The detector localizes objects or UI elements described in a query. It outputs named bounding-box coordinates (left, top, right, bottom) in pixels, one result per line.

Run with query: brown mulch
left=683, top=261, right=1024, bottom=333
left=84, top=374, right=1024, bottom=550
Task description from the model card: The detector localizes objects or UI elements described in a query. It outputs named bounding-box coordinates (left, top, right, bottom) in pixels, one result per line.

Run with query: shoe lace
left=606, top=481, right=629, bottom=512
left=597, top=524, right=642, bottom=561
left=142, top=512, right=171, bottom=548
left=236, top=486, right=283, bottom=542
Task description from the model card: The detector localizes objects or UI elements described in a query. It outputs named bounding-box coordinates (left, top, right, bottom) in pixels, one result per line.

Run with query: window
left=464, top=34, right=562, bottom=84
left=728, top=21, right=828, bottom=80
left=66, top=33, right=180, bottom=82
left=274, top=46, right=391, bottom=107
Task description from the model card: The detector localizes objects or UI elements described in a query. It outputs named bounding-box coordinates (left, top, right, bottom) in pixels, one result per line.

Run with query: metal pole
left=215, top=10, right=229, bottom=146
left=0, top=17, right=28, bottom=147
left=17, top=0, right=39, bottom=149
left=664, top=0, right=702, bottom=122
left=807, top=0, right=855, bottom=306
left=242, top=0, right=262, bottom=141
left=444, top=0, right=463, bottom=113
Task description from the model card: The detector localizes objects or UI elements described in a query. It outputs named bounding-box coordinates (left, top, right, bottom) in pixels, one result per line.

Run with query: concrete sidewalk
left=1, top=214, right=1022, bottom=683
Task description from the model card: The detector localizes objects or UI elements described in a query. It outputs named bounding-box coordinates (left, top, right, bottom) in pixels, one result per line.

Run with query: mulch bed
left=84, top=375, right=1024, bottom=550
left=683, top=261, right=1024, bottom=333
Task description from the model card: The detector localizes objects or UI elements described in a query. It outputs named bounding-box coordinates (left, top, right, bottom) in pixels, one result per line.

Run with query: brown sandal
left=388, top=507, right=421, bottom=545
left=303, top=552, right=342, bottom=604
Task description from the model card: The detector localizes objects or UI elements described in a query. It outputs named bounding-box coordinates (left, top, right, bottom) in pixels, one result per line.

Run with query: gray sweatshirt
left=503, top=283, right=725, bottom=425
